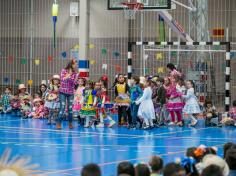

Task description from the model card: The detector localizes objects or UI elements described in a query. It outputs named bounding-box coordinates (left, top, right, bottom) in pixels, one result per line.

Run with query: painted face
left=78, top=78, right=84, bottom=86
left=118, top=75, right=125, bottom=83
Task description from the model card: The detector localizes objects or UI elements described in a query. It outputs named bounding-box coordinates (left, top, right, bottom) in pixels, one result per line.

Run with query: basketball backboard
left=108, top=0, right=171, bottom=10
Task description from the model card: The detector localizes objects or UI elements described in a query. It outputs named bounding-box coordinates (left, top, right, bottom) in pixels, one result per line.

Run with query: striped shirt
left=59, top=69, right=78, bottom=95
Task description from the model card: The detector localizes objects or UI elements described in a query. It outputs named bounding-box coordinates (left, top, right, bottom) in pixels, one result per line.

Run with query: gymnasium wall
left=0, top=0, right=236, bottom=108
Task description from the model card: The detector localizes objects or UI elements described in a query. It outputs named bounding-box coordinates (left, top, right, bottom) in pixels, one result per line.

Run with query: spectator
left=163, top=163, right=186, bottom=176
left=117, top=161, right=135, bottom=176
left=81, top=163, right=101, bottom=176
left=201, top=165, right=223, bottom=176
left=197, top=154, right=229, bottom=176
left=148, top=156, right=163, bottom=176
left=223, top=142, right=235, bottom=158
left=225, top=148, right=236, bottom=176
left=135, top=163, right=150, bottom=176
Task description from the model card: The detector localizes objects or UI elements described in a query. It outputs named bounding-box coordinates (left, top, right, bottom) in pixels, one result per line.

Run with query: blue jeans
left=57, top=93, right=74, bottom=123
left=131, top=103, right=139, bottom=124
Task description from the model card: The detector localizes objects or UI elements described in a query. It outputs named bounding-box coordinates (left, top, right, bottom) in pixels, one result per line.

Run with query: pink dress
left=166, top=84, right=184, bottom=111
left=73, top=86, right=85, bottom=113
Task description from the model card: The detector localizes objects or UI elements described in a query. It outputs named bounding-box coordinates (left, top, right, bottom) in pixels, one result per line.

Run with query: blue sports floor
left=0, top=114, right=235, bottom=176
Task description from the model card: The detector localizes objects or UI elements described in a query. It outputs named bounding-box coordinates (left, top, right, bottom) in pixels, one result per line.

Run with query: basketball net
left=122, top=2, right=144, bottom=19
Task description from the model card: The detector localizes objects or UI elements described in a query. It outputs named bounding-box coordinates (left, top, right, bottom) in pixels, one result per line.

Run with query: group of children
left=0, top=62, right=236, bottom=129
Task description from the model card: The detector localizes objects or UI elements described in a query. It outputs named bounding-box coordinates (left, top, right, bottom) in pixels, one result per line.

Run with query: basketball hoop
left=121, top=2, right=144, bottom=19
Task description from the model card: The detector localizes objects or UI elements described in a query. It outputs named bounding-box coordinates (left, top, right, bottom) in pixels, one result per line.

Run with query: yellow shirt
left=117, top=83, right=126, bottom=94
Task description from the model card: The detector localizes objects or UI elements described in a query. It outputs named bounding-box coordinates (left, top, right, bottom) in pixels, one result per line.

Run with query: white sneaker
left=97, top=123, right=104, bottom=128
left=168, top=122, right=175, bottom=126
left=108, top=120, right=116, bottom=128
left=84, top=124, right=90, bottom=128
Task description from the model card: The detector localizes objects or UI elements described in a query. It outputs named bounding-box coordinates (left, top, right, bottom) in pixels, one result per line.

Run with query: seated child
left=1, top=87, right=13, bottom=113
left=221, top=100, right=236, bottom=126
left=20, top=96, right=31, bottom=118
left=10, top=93, right=21, bottom=116
left=29, top=98, right=47, bottom=119
left=204, top=100, right=218, bottom=126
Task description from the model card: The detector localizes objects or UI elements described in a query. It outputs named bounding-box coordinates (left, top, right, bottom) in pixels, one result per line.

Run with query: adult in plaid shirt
left=56, top=59, right=78, bottom=129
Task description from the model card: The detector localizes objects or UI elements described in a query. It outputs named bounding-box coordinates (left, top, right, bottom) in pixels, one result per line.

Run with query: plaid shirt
left=1, top=93, right=11, bottom=106
left=59, top=69, right=78, bottom=95
left=229, top=107, right=236, bottom=120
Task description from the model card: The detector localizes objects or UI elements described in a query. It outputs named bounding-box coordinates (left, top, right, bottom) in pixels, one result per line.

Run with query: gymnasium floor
left=0, top=114, right=235, bottom=176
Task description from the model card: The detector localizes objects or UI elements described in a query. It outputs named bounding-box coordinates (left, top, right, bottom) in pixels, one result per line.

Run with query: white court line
left=0, top=141, right=208, bottom=148
left=117, top=150, right=126, bottom=152
left=0, top=119, right=29, bottom=123
left=43, top=143, right=227, bottom=175
left=0, top=125, right=218, bottom=138
left=0, top=135, right=97, bottom=140
left=100, top=148, right=110, bottom=151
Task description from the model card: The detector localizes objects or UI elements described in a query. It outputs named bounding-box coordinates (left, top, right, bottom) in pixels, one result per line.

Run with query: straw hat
left=199, top=154, right=229, bottom=176
left=51, top=74, right=60, bottom=80
left=18, top=84, right=26, bottom=90
left=139, top=76, right=146, bottom=85
left=33, top=98, right=43, bottom=104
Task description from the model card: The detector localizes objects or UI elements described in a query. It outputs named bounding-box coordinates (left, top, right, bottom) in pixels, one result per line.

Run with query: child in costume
left=183, top=80, right=201, bottom=127
left=136, top=79, right=155, bottom=129
left=45, top=75, right=60, bottom=125
left=20, top=96, right=31, bottom=118
left=73, top=77, right=85, bottom=125
left=10, top=93, right=21, bottom=116
left=129, top=76, right=143, bottom=129
left=114, top=74, right=131, bottom=126
left=96, top=76, right=116, bottom=128
left=166, top=76, right=184, bottom=126
left=18, top=84, right=31, bottom=104
left=156, top=77, right=166, bottom=126
left=80, top=81, right=97, bottom=128
left=221, top=100, right=236, bottom=126
left=29, top=98, right=47, bottom=119
left=1, top=87, right=12, bottom=113
left=204, top=100, right=218, bottom=126
left=167, top=63, right=182, bottom=84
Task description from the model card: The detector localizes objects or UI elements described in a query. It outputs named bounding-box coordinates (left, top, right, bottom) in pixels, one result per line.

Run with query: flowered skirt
left=115, top=98, right=130, bottom=107
left=96, top=103, right=115, bottom=118
left=80, top=105, right=96, bottom=117
left=183, top=103, right=201, bottom=114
